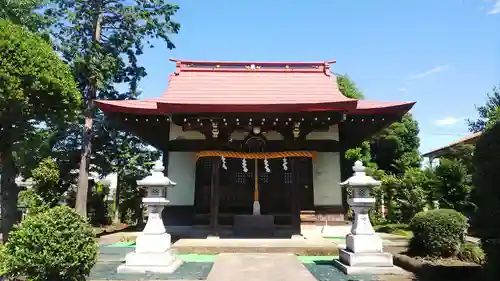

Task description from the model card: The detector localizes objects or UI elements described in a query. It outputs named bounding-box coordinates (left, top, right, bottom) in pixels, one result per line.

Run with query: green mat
left=106, top=241, right=136, bottom=247
left=178, top=254, right=218, bottom=262
left=297, top=255, right=338, bottom=264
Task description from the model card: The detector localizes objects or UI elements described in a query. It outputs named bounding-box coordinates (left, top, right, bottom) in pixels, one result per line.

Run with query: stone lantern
left=334, top=161, right=404, bottom=275
left=117, top=162, right=183, bottom=274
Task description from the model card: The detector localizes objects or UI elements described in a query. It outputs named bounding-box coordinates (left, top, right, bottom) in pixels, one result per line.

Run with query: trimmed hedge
left=473, top=121, right=500, bottom=280
left=409, top=209, right=467, bottom=257
left=1, top=206, right=98, bottom=281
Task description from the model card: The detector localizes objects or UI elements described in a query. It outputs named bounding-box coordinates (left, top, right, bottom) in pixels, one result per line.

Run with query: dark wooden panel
left=167, top=139, right=340, bottom=152
left=258, top=158, right=292, bottom=214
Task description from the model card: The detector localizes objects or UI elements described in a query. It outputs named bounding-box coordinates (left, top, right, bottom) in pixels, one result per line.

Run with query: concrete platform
left=333, top=259, right=408, bottom=275
left=172, top=238, right=339, bottom=255
left=206, top=253, right=317, bottom=281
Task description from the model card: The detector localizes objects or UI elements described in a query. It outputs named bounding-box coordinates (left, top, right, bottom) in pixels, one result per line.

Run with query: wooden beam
left=166, top=139, right=341, bottom=152
left=209, top=157, right=221, bottom=236
left=290, top=158, right=301, bottom=235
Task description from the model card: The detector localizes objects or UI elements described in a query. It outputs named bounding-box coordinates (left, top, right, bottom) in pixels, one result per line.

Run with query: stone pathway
left=206, top=253, right=317, bottom=281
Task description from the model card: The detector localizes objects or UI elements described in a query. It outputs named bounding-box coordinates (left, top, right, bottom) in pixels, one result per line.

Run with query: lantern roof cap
left=340, top=160, right=381, bottom=187
left=137, top=162, right=176, bottom=187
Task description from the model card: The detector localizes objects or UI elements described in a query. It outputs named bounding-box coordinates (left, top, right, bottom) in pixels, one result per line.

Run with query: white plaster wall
left=306, top=125, right=339, bottom=141
left=230, top=130, right=284, bottom=141
left=169, top=124, right=205, bottom=140
left=167, top=152, right=197, bottom=205
left=312, top=152, right=342, bottom=206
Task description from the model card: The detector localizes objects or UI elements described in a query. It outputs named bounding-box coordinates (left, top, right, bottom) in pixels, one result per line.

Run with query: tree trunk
left=113, top=178, right=121, bottom=224
left=75, top=0, right=103, bottom=218
left=75, top=111, right=92, bottom=217
left=0, top=149, right=20, bottom=242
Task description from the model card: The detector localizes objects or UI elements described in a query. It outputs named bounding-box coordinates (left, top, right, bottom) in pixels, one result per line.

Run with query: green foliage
left=18, top=189, right=43, bottom=208
left=31, top=158, right=65, bottom=206
left=0, top=18, right=80, bottom=240
left=433, top=158, right=474, bottom=214
left=0, top=19, right=80, bottom=124
left=1, top=206, right=98, bottom=281
left=382, top=169, right=430, bottom=223
left=0, top=243, right=6, bottom=276
left=442, top=143, right=475, bottom=174
left=409, top=209, right=468, bottom=257
left=458, top=242, right=485, bottom=264
left=468, top=85, right=500, bottom=132
left=337, top=74, right=364, bottom=99
left=0, top=0, right=53, bottom=32
left=45, top=0, right=179, bottom=217
left=472, top=121, right=500, bottom=280
left=370, top=114, right=421, bottom=175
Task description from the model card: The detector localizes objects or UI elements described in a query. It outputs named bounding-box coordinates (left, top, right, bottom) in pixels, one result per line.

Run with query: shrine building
left=95, top=59, right=415, bottom=236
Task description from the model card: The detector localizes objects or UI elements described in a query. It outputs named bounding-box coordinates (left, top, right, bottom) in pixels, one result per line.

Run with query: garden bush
left=408, top=209, right=467, bottom=257
left=1, top=206, right=98, bottom=281
left=458, top=242, right=485, bottom=264
left=473, top=121, right=500, bottom=280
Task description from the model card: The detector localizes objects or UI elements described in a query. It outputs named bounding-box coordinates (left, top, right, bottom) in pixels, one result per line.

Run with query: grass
left=374, top=223, right=413, bottom=238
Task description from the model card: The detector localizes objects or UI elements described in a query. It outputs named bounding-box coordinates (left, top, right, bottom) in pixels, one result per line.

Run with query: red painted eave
left=348, top=100, right=416, bottom=115
left=94, top=99, right=161, bottom=115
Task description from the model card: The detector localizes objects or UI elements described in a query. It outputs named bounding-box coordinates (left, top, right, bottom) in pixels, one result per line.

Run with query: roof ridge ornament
left=245, top=64, right=261, bottom=70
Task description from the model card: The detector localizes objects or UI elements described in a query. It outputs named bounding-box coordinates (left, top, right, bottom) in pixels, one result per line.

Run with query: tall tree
left=0, top=19, right=80, bottom=240
left=468, top=85, right=500, bottom=132
left=370, top=114, right=421, bottom=175
left=48, top=0, right=180, bottom=217
left=0, top=0, right=51, bottom=32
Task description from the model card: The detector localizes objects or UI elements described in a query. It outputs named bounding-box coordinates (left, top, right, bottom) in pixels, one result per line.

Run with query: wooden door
left=218, top=158, right=254, bottom=214
left=194, top=158, right=212, bottom=214
left=259, top=158, right=292, bottom=214
left=295, top=157, right=314, bottom=210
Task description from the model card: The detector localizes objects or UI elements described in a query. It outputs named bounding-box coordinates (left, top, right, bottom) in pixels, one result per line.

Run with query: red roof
left=422, top=132, right=481, bottom=158
left=95, top=59, right=415, bottom=114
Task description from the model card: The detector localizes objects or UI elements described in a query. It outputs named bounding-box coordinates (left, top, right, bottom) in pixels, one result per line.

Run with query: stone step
left=206, top=253, right=317, bottom=281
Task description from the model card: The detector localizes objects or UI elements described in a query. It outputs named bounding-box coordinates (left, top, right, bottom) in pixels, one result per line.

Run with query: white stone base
left=345, top=233, right=383, bottom=253
left=335, top=249, right=407, bottom=275
left=207, top=235, right=220, bottom=240
left=117, top=250, right=183, bottom=274
left=291, top=234, right=304, bottom=240
left=339, top=249, right=393, bottom=267
left=333, top=259, right=407, bottom=275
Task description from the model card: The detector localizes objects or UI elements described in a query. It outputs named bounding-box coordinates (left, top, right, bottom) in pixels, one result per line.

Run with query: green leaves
left=1, top=206, right=98, bottom=281
left=50, top=0, right=180, bottom=99
left=468, top=85, right=500, bottom=133
left=337, top=74, right=364, bottom=99
left=0, top=19, right=81, bottom=130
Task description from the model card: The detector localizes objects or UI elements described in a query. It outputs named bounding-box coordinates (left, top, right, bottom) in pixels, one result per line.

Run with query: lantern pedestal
left=117, top=163, right=182, bottom=274
left=333, top=161, right=406, bottom=275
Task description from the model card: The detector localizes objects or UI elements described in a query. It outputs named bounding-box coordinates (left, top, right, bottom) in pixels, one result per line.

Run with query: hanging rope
left=197, top=151, right=316, bottom=159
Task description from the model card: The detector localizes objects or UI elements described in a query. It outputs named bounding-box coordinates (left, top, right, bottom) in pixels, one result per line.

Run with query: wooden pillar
left=290, top=158, right=301, bottom=235
left=209, top=157, right=221, bottom=236
left=162, top=151, right=169, bottom=176
left=162, top=121, right=170, bottom=176
left=338, top=123, right=350, bottom=220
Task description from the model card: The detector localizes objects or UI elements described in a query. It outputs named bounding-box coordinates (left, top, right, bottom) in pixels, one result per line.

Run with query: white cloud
left=488, top=0, right=500, bottom=14
left=410, top=65, right=449, bottom=80
left=398, top=87, right=409, bottom=95
left=435, top=117, right=462, bottom=126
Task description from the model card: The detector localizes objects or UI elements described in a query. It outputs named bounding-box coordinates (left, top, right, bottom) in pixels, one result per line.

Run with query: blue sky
left=135, top=0, right=500, bottom=154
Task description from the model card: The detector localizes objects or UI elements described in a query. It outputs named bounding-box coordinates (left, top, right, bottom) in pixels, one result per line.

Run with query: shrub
left=408, top=209, right=467, bottom=257
left=473, top=121, right=500, bottom=280
left=458, top=242, right=485, bottom=264
left=1, top=206, right=98, bottom=281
